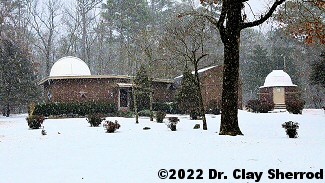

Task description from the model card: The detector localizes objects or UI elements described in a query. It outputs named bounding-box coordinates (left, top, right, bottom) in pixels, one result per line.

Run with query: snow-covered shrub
left=156, top=111, right=166, bottom=123
left=282, top=121, right=299, bottom=138
left=286, top=99, right=305, bottom=114
left=206, top=99, right=221, bottom=115
left=103, top=120, right=120, bottom=133
left=86, top=113, right=105, bottom=127
left=26, top=115, right=45, bottom=129
left=167, top=117, right=179, bottom=131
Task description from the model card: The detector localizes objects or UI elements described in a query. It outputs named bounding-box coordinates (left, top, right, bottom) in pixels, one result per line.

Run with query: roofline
left=259, top=84, right=297, bottom=88
left=174, top=65, right=219, bottom=79
left=38, top=75, right=174, bottom=85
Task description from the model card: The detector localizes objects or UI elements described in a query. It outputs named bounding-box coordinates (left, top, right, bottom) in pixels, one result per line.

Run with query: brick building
left=38, top=57, right=175, bottom=111
left=174, top=65, right=243, bottom=109
left=258, top=70, right=300, bottom=110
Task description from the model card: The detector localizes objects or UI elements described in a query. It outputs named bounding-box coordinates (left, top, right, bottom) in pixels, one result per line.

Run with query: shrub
left=118, top=110, right=134, bottom=118
left=206, top=99, right=221, bottom=115
left=156, top=111, right=166, bottom=123
left=153, top=102, right=170, bottom=112
left=86, top=113, right=105, bottom=127
left=246, top=99, right=260, bottom=112
left=282, top=121, right=299, bottom=138
left=138, top=110, right=152, bottom=117
left=246, top=99, right=274, bottom=113
left=259, top=100, right=274, bottom=113
left=33, top=102, right=117, bottom=117
left=286, top=99, right=305, bottom=114
left=190, top=110, right=201, bottom=120
left=26, top=115, right=45, bottom=129
left=103, top=120, right=121, bottom=133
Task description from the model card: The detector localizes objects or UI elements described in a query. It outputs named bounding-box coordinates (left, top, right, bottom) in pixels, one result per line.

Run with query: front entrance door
left=273, top=87, right=285, bottom=104
left=119, top=88, right=129, bottom=109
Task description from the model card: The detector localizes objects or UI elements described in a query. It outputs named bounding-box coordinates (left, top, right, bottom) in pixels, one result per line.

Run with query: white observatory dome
left=260, top=70, right=296, bottom=88
left=50, top=56, right=91, bottom=77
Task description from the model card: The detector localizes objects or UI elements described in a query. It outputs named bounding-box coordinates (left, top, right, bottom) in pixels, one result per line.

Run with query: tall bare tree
left=163, top=16, right=210, bottom=130
left=27, top=0, right=61, bottom=76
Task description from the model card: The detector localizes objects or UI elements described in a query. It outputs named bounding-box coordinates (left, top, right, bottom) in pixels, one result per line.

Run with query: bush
left=190, top=110, right=202, bottom=120
left=138, top=110, right=152, bottom=117
left=33, top=102, right=117, bottom=117
left=246, top=99, right=274, bottom=113
left=206, top=99, right=221, bottom=115
left=246, top=99, right=260, bottom=112
left=259, top=100, right=274, bottom=113
left=86, top=113, right=105, bottom=127
left=103, top=120, right=121, bottom=133
left=282, top=121, right=299, bottom=138
left=118, top=110, right=134, bottom=118
left=286, top=99, right=305, bottom=114
left=26, top=115, right=45, bottom=129
left=156, top=111, right=166, bottom=123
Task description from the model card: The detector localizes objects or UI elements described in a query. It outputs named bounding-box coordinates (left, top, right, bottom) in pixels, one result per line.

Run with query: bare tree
left=76, top=0, right=101, bottom=66
left=163, top=16, right=210, bottom=130
left=27, top=0, right=61, bottom=76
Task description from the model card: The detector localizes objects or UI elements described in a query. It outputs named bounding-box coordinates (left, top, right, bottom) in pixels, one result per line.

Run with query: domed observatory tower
left=50, top=56, right=91, bottom=77
left=259, top=70, right=299, bottom=110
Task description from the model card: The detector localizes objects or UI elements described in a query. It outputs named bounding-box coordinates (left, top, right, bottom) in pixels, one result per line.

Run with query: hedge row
left=33, top=102, right=117, bottom=117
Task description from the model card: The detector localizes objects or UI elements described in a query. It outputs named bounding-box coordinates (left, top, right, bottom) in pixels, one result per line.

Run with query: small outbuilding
left=258, top=70, right=300, bottom=110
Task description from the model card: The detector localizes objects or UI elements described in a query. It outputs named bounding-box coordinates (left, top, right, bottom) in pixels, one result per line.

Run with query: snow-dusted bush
left=103, top=120, right=120, bottom=133
left=156, top=111, right=166, bottom=123
left=286, top=99, right=305, bottom=114
left=26, top=115, right=45, bottom=129
left=86, top=113, right=105, bottom=127
left=282, top=121, right=299, bottom=138
left=167, top=117, right=179, bottom=131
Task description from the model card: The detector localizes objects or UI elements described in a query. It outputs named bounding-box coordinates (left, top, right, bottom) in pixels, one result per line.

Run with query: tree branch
left=241, top=0, right=286, bottom=29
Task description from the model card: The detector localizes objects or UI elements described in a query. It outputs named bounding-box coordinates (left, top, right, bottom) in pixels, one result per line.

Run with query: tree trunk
left=219, top=2, right=243, bottom=136
left=194, top=65, right=207, bottom=130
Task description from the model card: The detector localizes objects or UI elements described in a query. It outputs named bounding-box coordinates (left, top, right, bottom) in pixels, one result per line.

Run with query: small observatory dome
left=260, top=70, right=296, bottom=88
left=50, top=56, right=91, bottom=77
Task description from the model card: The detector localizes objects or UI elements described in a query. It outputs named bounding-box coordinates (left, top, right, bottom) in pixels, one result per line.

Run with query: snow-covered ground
left=0, top=110, right=324, bottom=183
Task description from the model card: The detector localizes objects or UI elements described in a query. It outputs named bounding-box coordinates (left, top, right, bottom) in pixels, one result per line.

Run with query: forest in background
left=0, top=0, right=324, bottom=113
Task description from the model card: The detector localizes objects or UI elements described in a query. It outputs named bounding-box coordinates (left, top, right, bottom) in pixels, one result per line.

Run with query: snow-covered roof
left=49, top=56, right=91, bottom=77
left=174, top=65, right=217, bottom=79
left=260, top=70, right=296, bottom=88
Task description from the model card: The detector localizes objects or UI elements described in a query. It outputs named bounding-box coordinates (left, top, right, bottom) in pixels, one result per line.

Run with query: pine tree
left=177, top=68, right=200, bottom=119
left=134, top=65, right=153, bottom=121
left=310, top=52, right=325, bottom=88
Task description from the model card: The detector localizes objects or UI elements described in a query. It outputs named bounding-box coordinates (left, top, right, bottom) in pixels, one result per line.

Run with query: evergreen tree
left=134, top=65, right=153, bottom=121
left=0, top=38, right=40, bottom=116
left=245, top=45, right=273, bottom=98
left=310, top=52, right=325, bottom=88
left=177, top=68, right=200, bottom=118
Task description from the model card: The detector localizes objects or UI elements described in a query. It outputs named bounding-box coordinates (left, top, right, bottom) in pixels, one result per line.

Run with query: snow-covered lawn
left=0, top=110, right=324, bottom=183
